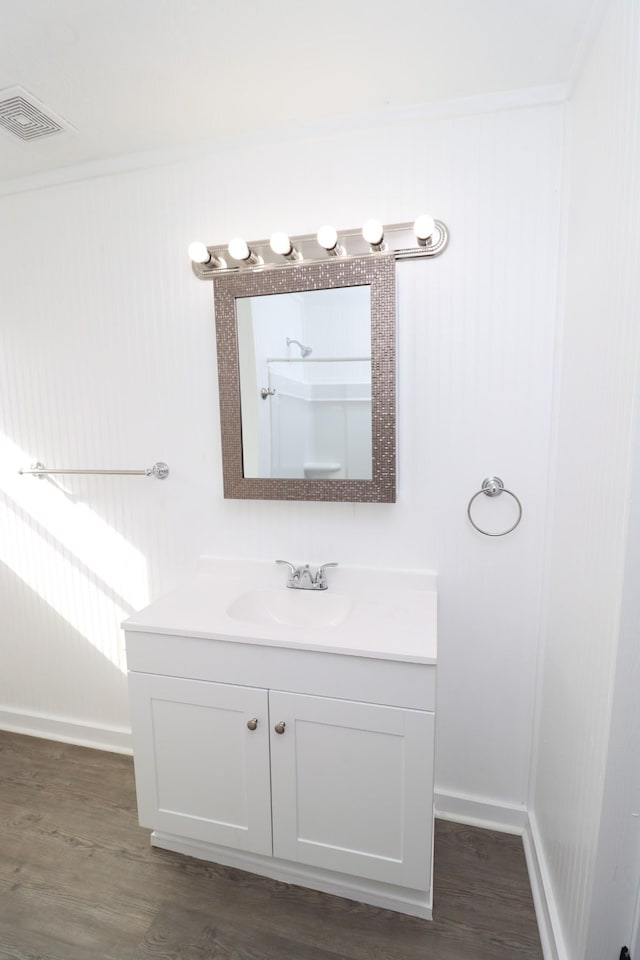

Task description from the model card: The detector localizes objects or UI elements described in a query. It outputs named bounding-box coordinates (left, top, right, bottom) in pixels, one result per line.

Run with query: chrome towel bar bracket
left=18, top=461, right=170, bottom=480
left=467, top=476, right=522, bottom=537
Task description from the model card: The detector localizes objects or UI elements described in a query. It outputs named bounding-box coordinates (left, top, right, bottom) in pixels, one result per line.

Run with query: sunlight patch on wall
left=0, top=434, right=150, bottom=672
left=0, top=507, right=129, bottom=670
left=0, top=434, right=148, bottom=609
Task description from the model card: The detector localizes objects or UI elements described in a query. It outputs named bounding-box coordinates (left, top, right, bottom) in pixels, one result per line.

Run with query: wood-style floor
left=0, top=730, right=542, bottom=960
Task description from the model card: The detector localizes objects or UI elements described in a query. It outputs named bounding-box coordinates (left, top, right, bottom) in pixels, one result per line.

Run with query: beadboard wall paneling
left=0, top=100, right=563, bottom=806
left=586, top=378, right=640, bottom=960
left=531, top=2, right=640, bottom=957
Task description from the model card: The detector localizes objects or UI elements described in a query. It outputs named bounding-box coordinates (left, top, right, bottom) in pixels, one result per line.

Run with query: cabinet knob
left=246, top=718, right=258, bottom=731
left=274, top=721, right=286, bottom=735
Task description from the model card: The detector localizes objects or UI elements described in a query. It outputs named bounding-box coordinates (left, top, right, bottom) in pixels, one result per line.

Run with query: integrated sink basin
left=122, top=557, right=438, bottom=664
left=227, top=588, right=353, bottom=629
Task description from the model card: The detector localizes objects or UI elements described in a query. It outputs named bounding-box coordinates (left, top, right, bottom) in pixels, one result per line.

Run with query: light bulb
left=188, top=241, right=226, bottom=269
left=362, top=219, right=384, bottom=246
left=414, top=214, right=436, bottom=242
left=228, top=237, right=250, bottom=261
left=188, top=240, right=210, bottom=264
left=270, top=232, right=293, bottom=256
left=317, top=224, right=338, bottom=251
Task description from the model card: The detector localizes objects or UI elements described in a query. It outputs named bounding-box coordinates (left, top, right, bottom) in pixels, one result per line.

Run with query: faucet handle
left=314, top=562, right=338, bottom=589
left=276, top=559, right=298, bottom=587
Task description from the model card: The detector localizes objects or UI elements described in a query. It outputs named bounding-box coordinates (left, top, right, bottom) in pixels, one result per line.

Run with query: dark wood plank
left=0, top=730, right=542, bottom=960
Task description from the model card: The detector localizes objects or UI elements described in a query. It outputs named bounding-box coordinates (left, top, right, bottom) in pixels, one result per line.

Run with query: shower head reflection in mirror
left=286, top=337, right=313, bottom=358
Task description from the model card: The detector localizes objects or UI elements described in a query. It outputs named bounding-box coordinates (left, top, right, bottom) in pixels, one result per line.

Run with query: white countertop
left=123, top=558, right=437, bottom=665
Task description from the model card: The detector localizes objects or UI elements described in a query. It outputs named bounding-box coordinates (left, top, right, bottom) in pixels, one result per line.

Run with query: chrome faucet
left=276, top=560, right=338, bottom=591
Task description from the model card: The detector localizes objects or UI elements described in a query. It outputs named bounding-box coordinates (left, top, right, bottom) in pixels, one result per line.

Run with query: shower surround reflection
left=237, top=286, right=372, bottom=480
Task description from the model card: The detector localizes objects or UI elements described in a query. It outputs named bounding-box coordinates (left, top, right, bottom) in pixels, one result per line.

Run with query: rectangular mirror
left=237, top=285, right=372, bottom=479
left=213, top=255, right=395, bottom=502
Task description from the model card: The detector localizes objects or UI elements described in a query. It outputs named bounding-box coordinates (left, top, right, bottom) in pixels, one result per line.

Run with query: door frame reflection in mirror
left=213, top=254, right=396, bottom=502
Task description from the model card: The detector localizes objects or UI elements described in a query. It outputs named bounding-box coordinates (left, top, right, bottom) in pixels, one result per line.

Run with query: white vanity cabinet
left=128, top=670, right=434, bottom=895
left=124, top=563, right=437, bottom=919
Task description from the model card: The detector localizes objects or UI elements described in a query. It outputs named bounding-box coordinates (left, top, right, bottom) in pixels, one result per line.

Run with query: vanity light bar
left=189, top=218, right=449, bottom=279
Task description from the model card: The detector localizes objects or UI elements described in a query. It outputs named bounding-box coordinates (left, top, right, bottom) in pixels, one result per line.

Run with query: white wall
left=585, top=391, right=640, bottom=960
left=0, top=95, right=564, bottom=810
left=530, top=1, right=640, bottom=957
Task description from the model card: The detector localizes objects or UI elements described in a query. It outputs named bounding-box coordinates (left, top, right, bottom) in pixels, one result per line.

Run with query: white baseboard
left=0, top=707, right=132, bottom=755
left=435, top=789, right=528, bottom=833
left=524, top=811, right=568, bottom=960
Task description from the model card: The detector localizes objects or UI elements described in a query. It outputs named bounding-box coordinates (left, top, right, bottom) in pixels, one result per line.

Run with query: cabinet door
left=128, top=673, right=272, bottom=855
left=269, top=691, right=434, bottom=890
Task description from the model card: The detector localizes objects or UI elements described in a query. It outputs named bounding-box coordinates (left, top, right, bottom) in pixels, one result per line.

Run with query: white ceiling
left=0, top=0, right=596, bottom=184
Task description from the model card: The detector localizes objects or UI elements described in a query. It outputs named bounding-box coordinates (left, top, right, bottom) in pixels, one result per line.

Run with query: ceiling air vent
left=0, top=86, right=73, bottom=142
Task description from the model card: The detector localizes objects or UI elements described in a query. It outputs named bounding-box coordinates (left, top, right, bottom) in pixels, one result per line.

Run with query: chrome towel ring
left=467, top=477, right=523, bottom=537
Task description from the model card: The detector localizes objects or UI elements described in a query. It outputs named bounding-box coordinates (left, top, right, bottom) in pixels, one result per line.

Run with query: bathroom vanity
left=123, top=559, right=437, bottom=919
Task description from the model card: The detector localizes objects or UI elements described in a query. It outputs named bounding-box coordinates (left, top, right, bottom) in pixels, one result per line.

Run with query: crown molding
left=0, top=84, right=567, bottom=199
